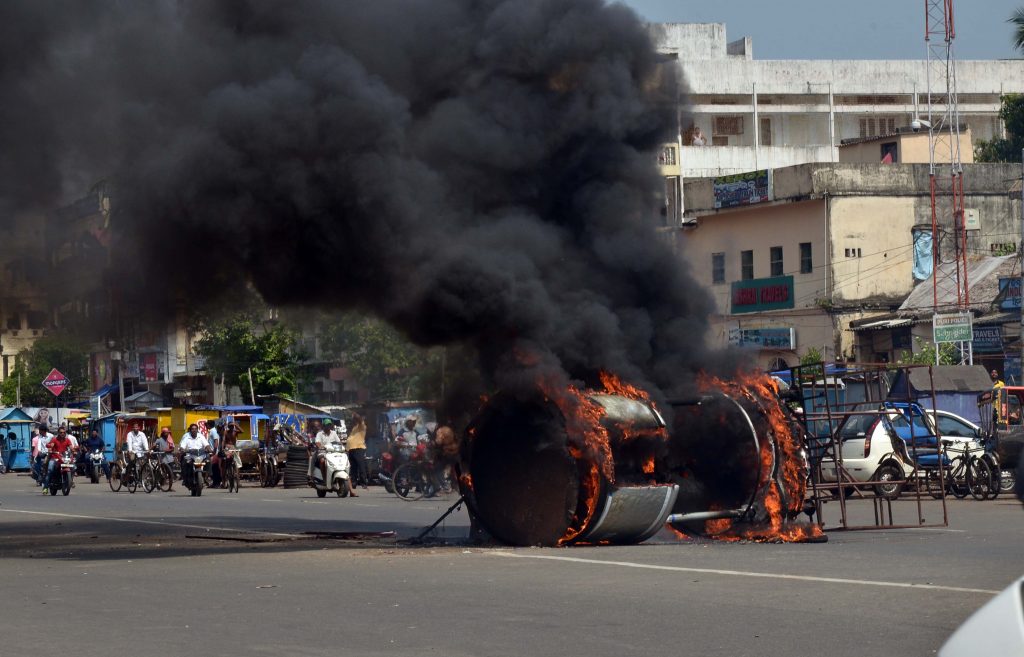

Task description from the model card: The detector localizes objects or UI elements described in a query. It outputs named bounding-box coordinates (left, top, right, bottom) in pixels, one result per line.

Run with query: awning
left=850, top=318, right=913, bottom=332
left=93, top=383, right=119, bottom=397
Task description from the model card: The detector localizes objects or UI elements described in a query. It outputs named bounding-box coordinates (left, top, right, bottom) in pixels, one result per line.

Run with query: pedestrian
left=991, top=369, right=1005, bottom=389
left=430, top=425, right=459, bottom=494
left=206, top=421, right=222, bottom=488
left=347, top=413, right=369, bottom=489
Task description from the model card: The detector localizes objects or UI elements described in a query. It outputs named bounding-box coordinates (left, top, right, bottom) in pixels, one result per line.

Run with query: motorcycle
left=183, top=450, right=210, bottom=497
left=308, top=442, right=351, bottom=498
left=48, top=450, right=75, bottom=496
left=87, top=448, right=106, bottom=484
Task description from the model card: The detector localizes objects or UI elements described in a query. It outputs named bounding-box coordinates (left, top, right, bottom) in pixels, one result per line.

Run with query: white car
left=811, top=402, right=924, bottom=500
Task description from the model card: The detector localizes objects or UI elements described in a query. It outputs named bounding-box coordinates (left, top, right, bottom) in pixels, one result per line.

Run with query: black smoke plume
left=0, top=0, right=744, bottom=406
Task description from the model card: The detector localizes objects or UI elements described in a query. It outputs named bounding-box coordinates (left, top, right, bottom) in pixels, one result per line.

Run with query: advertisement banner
left=713, top=169, right=772, bottom=209
left=932, top=312, right=972, bottom=343
left=727, top=327, right=796, bottom=350
left=140, top=353, right=159, bottom=383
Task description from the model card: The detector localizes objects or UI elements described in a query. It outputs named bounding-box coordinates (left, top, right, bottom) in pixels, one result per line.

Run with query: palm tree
left=1012, top=8, right=1024, bottom=53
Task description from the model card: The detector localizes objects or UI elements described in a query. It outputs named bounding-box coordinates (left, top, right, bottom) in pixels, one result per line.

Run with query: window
left=663, top=177, right=680, bottom=226
left=800, top=242, right=813, bottom=274
left=880, top=142, right=898, bottom=163
left=5, top=314, right=19, bottom=331
left=712, top=253, right=725, bottom=284
left=658, top=145, right=677, bottom=166
left=759, top=117, right=772, bottom=146
left=770, top=246, right=783, bottom=276
left=714, top=116, right=744, bottom=136
left=741, top=250, right=754, bottom=280
left=26, top=311, right=47, bottom=330
left=859, top=117, right=897, bottom=138
left=844, top=247, right=862, bottom=258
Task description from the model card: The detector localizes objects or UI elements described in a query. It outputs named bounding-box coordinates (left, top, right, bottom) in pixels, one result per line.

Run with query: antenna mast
left=925, top=0, right=970, bottom=363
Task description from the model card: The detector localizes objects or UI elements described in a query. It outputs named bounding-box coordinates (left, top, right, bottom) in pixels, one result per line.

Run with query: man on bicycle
left=125, top=422, right=149, bottom=466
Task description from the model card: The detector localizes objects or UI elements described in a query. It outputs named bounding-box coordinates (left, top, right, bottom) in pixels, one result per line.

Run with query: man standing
left=206, top=422, right=222, bottom=488
left=991, top=369, right=1005, bottom=388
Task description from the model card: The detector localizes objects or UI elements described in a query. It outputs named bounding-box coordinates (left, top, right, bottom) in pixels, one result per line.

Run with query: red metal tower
left=925, top=0, right=970, bottom=363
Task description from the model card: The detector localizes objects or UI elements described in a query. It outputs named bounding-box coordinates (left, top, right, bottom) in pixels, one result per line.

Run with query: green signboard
left=932, top=312, right=973, bottom=343
left=730, top=276, right=795, bottom=314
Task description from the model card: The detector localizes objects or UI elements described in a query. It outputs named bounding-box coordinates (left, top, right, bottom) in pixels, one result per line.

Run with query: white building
left=651, top=22, right=1024, bottom=190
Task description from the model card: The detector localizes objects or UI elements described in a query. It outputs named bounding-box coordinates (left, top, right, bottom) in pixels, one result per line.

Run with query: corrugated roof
left=899, top=255, right=1018, bottom=314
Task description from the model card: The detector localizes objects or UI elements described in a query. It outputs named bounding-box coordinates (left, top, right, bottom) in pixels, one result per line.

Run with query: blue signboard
left=998, top=278, right=1021, bottom=310
left=728, top=327, right=796, bottom=349
left=972, top=326, right=1003, bottom=353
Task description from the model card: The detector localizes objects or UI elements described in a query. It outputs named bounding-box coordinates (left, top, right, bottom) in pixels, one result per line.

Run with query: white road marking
left=0, top=508, right=301, bottom=538
left=487, top=552, right=999, bottom=595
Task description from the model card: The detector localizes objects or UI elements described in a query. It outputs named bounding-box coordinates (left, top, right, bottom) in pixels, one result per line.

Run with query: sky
left=618, top=0, right=1022, bottom=60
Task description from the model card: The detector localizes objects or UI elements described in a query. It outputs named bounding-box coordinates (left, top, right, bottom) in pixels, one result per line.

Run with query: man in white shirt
left=125, top=422, right=149, bottom=459
left=179, top=423, right=210, bottom=488
left=314, top=420, right=341, bottom=448
left=31, top=425, right=52, bottom=486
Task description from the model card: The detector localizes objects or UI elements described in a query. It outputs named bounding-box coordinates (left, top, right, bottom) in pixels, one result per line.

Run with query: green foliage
left=194, top=317, right=306, bottom=397
left=1012, top=8, right=1024, bottom=53
left=800, top=346, right=823, bottom=366
left=974, top=94, right=1024, bottom=163
left=0, top=333, right=90, bottom=406
left=896, top=337, right=958, bottom=366
left=319, top=313, right=438, bottom=400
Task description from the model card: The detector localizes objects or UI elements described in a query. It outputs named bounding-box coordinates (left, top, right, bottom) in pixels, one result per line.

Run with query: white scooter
left=308, top=442, right=352, bottom=498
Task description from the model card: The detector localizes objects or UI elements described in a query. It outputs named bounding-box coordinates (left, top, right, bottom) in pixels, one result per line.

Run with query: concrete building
left=681, top=161, right=1022, bottom=370
left=650, top=22, right=1024, bottom=223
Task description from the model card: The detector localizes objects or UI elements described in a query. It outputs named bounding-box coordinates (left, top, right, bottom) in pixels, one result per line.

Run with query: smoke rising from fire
left=0, top=0, right=745, bottom=404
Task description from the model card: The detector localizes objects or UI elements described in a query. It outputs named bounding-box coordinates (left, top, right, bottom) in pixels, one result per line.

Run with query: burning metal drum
left=461, top=379, right=814, bottom=547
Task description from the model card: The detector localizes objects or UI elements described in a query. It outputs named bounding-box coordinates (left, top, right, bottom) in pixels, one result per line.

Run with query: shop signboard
left=730, top=276, right=794, bottom=314
left=971, top=326, right=1003, bottom=353
left=998, top=278, right=1021, bottom=310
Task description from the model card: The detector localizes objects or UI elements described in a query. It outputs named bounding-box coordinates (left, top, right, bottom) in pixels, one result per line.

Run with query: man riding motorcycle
left=178, top=423, right=211, bottom=490
left=83, top=429, right=111, bottom=481
left=42, top=427, right=75, bottom=493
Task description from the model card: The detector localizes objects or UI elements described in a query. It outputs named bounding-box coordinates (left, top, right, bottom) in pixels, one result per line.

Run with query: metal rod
left=666, top=509, right=745, bottom=524
left=414, top=495, right=466, bottom=542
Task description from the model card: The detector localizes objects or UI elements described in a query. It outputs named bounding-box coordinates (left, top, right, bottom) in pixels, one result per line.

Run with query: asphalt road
left=0, top=472, right=1020, bottom=657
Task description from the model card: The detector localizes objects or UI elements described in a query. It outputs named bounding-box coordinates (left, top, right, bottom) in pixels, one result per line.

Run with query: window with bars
left=658, top=145, right=677, bottom=165
left=712, top=253, right=725, bottom=284
left=714, top=116, right=744, bottom=136
left=741, top=250, right=754, bottom=280
left=770, top=246, right=783, bottom=276
left=800, top=242, right=813, bottom=274
left=859, top=117, right=897, bottom=138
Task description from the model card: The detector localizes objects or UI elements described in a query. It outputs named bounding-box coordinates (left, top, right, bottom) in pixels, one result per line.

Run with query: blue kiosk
left=0, top=408, right=37, bottom=471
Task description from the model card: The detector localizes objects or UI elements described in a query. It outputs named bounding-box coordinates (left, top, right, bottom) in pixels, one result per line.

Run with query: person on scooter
left=312, top=420, right=357, bottom=497
left=83, top=429, right=111, bottom=481
left=179, top=424, right=210, bottom=489
left=42, top=427, right=74, bottom=493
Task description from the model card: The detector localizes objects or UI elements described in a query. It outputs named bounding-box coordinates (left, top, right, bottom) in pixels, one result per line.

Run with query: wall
left=838, top=130, right=974, bottom=165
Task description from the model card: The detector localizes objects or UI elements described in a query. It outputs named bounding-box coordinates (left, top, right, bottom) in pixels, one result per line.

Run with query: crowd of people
left=23, top=411, right=459, bottom=497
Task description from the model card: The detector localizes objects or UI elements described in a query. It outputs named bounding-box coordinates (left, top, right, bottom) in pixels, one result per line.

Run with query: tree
left=319, top=313, right=439, bottom=400
left=975, top=94, right=1024, bottom=162
left=896, top=337, right=958, bottom=366
left=194, top=317, right=307, bottom=398
left=0, top=333, right=90, bottom=406
left=1012, top=7, right=1024, bottom=53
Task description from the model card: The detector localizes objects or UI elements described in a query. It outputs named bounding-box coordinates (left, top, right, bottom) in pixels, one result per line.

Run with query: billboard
left=713, top=169, right=772, bottom=209
left=730, top=276, right=794, bottom=314
left=728, top=327, right=796, bottom=350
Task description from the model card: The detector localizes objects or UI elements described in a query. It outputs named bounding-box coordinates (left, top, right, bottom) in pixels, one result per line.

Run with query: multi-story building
left=651, top=22, right=1023, bottom=223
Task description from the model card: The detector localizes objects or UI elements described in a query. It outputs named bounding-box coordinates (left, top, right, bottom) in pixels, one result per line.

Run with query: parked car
left=976, top=388, right=1024, bottom=494
left=811, top=402, right=929, bottom=500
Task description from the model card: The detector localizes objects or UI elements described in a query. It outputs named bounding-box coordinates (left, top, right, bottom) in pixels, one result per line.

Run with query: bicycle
left=109, top=452, right=144, bottom=494
left=138, top=451, right=175, bottom=493
left=392, top=457, right=451, bottom=501
left=924, top=438, right=994, bottom=501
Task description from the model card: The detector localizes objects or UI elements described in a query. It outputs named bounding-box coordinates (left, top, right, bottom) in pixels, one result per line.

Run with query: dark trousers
left=349, top=448, right=368, bottom=486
